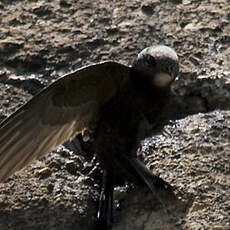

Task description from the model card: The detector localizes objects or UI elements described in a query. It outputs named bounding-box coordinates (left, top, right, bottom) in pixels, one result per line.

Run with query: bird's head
left=132, top=45, right=179, bottom=88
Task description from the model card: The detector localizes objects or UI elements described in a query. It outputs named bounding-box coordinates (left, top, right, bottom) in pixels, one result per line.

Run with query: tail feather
left=117, top=154, right=170, bottom=210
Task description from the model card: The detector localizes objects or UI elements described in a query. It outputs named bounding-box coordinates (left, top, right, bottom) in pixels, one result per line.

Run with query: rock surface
left=0, top=0, right=229, bottom=229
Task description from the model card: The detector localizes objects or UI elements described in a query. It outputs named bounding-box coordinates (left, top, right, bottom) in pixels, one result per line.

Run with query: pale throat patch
left=152, top=72, right=172, bottom=87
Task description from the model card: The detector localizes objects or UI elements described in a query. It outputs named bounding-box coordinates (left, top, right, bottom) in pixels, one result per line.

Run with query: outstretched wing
left=0, top=61, right=130, bottom=182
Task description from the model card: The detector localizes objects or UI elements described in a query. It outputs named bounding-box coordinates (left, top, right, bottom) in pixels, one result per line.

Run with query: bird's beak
left=152, top=72, right=173, bottom=87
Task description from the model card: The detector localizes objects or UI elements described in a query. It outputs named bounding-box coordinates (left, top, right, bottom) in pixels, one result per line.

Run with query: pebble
left=37, top=167, right=52, bottom=178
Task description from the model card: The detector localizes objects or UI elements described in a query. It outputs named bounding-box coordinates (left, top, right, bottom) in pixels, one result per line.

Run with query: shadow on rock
left=113, top=184, right=189, bottom=230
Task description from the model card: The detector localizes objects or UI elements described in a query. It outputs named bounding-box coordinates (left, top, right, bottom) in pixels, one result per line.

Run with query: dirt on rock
left=0, top=0, right=229, bottom=230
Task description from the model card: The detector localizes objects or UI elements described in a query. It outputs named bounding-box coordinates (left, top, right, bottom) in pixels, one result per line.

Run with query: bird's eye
left=145, top=55, right=156, bottom=66
left=167, top=66, right=173, bottom=75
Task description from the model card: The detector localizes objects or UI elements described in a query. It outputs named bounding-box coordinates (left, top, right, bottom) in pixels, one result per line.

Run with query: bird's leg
left=96, top=170, right=114, bottom=230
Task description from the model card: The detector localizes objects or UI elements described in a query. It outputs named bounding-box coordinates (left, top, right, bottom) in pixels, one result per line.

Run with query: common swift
left=0, top=45, right=179, bottom=229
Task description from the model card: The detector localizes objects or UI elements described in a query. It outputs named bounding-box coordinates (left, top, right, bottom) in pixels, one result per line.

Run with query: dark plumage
left=0, top=45, right=179, bottom=229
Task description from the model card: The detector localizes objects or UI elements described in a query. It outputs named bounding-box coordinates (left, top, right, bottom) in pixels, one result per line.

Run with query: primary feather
left=0, top=61, right=130, bottom=182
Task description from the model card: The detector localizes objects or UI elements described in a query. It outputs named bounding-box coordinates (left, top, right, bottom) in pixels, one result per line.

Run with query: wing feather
left=0, top=61, right=130, bottom=182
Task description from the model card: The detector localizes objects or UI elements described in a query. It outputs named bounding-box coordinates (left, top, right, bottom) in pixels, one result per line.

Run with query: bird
left=0, top=45, right=179, bottom=229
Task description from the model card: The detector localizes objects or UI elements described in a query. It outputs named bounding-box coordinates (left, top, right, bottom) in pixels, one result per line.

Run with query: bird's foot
left=81, top=156, right=99, bottom=176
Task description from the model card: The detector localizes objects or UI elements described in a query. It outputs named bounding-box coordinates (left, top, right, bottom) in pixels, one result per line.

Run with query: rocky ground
left=0, top=0, right=229, bottom=229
